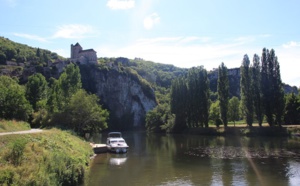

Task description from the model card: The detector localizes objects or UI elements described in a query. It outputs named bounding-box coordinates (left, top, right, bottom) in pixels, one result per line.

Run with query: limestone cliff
left=80, top=65, right=157, bottom=130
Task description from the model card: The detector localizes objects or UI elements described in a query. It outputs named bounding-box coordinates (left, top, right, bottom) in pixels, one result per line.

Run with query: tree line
left=146, top=48, right=298, bottom=132
left=0, top=64, right=109, bottom=136
left=0, top=37, right=62, bottom=65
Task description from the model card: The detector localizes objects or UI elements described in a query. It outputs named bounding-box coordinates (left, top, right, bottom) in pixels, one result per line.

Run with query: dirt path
left=0, top=129, right=43, bottom=136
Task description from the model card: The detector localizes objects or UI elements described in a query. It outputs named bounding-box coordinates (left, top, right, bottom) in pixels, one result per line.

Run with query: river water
left=87, top=132, right=300, bottom=186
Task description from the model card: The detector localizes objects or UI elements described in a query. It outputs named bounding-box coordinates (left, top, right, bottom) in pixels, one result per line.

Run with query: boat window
left=118, top=140, right=125, bottom=143
left=111, top=140, right=118, bottom=143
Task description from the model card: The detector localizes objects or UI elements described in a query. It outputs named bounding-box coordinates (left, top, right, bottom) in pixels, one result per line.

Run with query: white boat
left=106, top=132, right=129, bottom=153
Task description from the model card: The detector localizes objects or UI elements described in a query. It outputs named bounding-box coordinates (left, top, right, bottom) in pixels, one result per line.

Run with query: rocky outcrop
left=80, top=65, right=157, bottom=129
left=208, top=68, right=298, bottom=98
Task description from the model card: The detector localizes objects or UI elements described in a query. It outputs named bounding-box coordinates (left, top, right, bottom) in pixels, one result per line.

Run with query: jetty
left=90, top=143, right=108, bottom=154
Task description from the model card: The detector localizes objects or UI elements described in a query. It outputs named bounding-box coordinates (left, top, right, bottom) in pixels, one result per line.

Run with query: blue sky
left=1, top=0, right=300, bottom=86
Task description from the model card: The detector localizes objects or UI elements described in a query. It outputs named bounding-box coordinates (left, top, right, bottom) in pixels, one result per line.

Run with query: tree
left=146, top=103, right=171, bottom=132
left=0, top=76, right=32, bottom=121
left=198, top=67, right=210, bottom=128
left=240, top=54, right=253, bottom=127
left=284, top=93, right=300, bottom=124
left=252, top=54, right=264, bottom=126
left=64, top=89, right=109, bottom=136
left=56, top=64, right=82, bottom=110
left=228, top=97, right=240, bottom=126
left=261, top=48, right=285, bottom=126
left=25, top=73, right=48, bottom=111
left=47, top=77, right=60, bottom=113
left=209, top=100, right=221, bottom=126
left=217, top=62, right=229, bottom=127
left=186, top=67, right=210, bottom=128
left=273, top=54, right=285, bottom=126
left=170, top=77, right=188, bottom=132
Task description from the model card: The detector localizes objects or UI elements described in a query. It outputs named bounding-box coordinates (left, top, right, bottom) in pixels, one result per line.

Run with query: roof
left=108, top=132, right=122, bottom=138
left=79, top=49, right=96, bottom=53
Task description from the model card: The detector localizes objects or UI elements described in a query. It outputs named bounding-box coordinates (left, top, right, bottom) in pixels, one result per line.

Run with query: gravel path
left=0, top=129, right=43, bottom=136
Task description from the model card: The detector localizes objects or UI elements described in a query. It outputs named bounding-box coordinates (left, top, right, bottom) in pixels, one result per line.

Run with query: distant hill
left=0, top=36, right=297, bottom=96
left=0, top=36, right=64, bottom=65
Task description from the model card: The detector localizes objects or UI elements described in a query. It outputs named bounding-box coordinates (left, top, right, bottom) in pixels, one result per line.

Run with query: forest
left=1, top=37, right=300, bottom=135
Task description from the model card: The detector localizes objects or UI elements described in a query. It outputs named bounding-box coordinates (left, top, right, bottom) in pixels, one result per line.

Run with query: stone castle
left=70, top=43, right=97, bottom=65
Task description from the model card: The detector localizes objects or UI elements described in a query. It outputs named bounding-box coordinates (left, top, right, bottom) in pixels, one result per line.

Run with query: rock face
left=208, top=68, right=241, bottom=98
left=208, top=68, right=298, bottom=98
left=80, top=65, right=157, bottom=129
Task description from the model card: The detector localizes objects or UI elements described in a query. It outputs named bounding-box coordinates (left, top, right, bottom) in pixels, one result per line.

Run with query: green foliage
left=63, top=89, right=109, bottom=135
left=209, top=100, right=221, bottom=125
left=261, top=48, right=285, bottom=126
left=0, top=128, right=93, bottom=186
left=186, top=67, right=210, bottom=128
left=7, top=138, right=27, bottom=166
left=25, top=73, right=48, bottom=111
left=170, top=66, right=210, bottom=131
left=46, top=64, right=82, bottom=113
left=228, top=96, right=240, bottom=125
left=240, top=54, right=253, bottom=126
left=252, top=54, right=264, bottom=126
left=284, top=93, right=300, bottom=124
left=0, top=76, right=33, bottom=121
left=0, top=120, right=30, bottom=132
left=43, top=64, right=109, bottom=136
left=58, top=64, right=82, bottom=105
left=170, top=77, right=188, bottom=132
left=0, top=37, right=64, bottom=65
left=146, top=103, right=173, bottom=132
left=217, top=62, right=229, bottom=127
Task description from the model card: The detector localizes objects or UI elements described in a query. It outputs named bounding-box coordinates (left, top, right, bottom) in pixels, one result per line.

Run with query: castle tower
left=70, top=42, right=82, bottom=59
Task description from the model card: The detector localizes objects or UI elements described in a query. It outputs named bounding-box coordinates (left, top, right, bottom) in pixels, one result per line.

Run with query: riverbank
left=184, top=125, right=300, bottom=137
left=0, top=127, right=93, bottom=185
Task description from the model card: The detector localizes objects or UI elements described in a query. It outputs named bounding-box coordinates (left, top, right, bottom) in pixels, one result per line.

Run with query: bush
left=6, top=139, right=27, bottom=166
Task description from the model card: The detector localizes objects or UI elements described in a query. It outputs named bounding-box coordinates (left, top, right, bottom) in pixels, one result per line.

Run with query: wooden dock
left=91, top=143, right=108, bottom=154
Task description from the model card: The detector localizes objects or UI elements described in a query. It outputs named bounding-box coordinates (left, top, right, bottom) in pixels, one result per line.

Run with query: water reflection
left=109, top=154, right=128, bottom=166
left=87, top=132, right=300, bottom=186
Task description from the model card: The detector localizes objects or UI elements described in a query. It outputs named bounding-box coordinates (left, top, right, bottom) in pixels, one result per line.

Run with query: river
left=87, top=132, right=300, bottom=186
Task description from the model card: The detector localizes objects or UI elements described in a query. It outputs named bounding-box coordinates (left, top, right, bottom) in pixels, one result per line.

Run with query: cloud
left=52, top=24, right=96, bottom=39
left=5, top=0, right=17, bottom=7
left=97, top=36, right=251, bottom=70
left=97, top=35, right=300, bottom=86
left=13, top=33, right=48, bottom=42
left=143, top=13, right=160, bottom=30
left=282, top=41, right=300, bottom=48
left=107, top=0, right=135, bottom=10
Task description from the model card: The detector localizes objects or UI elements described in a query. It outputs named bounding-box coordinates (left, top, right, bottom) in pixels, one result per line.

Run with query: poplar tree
left=187, top=68, right=198, bottom=128
left=240, top=54, right=253, bottom=127
left=198, top=67, right=210, bottom=128
left=252, top=54, right=264, bottom=126
left=170, top=77, right=188, bottom=131
left=261, top=48, right=273, bottom=125
left=217, top=62, right=229, bottom=127
left=261, top=48, right=284, bottom=126
left=273, top=53, right=285, bottom=126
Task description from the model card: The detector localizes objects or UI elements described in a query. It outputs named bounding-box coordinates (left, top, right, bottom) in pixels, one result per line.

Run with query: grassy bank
left=0, top=120, right=30, bottom=133
left=184, top=125, right=299, bottom=137
left=0, top=128, right=93, bottom=186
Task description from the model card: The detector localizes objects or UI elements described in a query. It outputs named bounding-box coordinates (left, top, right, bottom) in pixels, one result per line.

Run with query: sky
left=1, top=0, right=300, bottom=86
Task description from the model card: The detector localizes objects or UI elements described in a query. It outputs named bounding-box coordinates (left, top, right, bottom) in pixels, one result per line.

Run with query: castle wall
left=70, top=43, right=97, bottom=65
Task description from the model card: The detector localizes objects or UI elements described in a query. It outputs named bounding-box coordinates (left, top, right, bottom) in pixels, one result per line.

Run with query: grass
left=187, top=121, right=300, bottom=136
left=0, top=120, right=31, bottom=133
left=0, top=128, right=93, bottom=186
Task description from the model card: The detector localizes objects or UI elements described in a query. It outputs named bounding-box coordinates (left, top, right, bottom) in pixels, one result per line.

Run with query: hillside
left=0, top=37, right=297, bottom=95
left=0, top=37, right=298, bottom=129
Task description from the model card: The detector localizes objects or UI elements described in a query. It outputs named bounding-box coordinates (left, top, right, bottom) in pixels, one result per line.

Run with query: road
left=0, top=129, right=43, bottom=136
